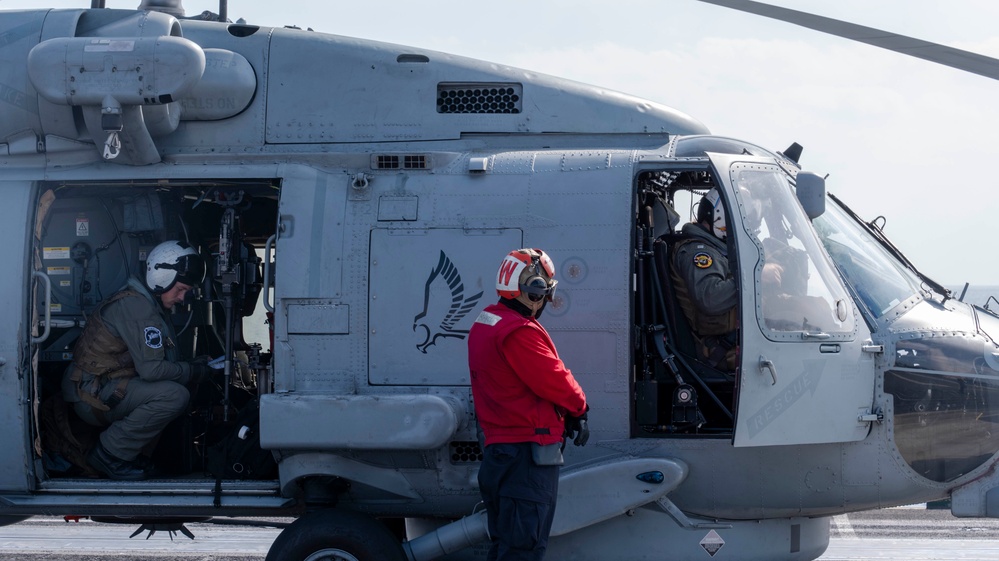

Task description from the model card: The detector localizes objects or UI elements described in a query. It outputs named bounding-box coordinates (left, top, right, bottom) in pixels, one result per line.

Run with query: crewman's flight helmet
left=698, top=189, right=727, bottom=240
left=145, top=240, right=205, bottom=294
left=496, top=248, right=558, bottom=310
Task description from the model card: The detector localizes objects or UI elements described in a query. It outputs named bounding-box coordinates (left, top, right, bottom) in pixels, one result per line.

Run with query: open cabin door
left=2, top=181, right=34, bottom=492
left=706, top=153, right=876, bottom=447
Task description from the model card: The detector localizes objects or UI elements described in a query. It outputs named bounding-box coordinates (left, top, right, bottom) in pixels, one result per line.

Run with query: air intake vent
left=372, top=154, right=430, bottom=170
left=449, top=441, right=483, bottom=464
left=437, top=83, right=522, bottom=114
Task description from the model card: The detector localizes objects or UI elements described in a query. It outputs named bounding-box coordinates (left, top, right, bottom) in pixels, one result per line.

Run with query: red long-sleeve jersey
left=468, top=303, right=587, bottom=446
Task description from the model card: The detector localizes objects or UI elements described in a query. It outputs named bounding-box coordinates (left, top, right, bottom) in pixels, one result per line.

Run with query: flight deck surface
left=0, top=507, right=995, bottom=560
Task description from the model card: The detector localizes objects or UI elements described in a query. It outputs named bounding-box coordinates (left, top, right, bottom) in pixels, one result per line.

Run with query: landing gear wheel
left=265, top=509, right=406, bottom=561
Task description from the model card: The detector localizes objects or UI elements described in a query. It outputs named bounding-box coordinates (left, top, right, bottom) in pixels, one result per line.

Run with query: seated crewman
left=62, top=240, right=211, bottom=480
left=670, top=189, right=739, bottom=371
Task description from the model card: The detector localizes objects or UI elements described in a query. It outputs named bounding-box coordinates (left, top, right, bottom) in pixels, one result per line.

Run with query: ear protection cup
left=518, top=255, right=558, bottom=303
left=522, top=269, right=549, bottom=303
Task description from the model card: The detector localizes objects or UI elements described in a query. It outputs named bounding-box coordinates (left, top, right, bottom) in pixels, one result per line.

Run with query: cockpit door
left=705, top=153, right=876, bottom=447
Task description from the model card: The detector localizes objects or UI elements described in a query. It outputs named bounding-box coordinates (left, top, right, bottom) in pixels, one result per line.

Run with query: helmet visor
left=156, top=253, right=206, bottom=287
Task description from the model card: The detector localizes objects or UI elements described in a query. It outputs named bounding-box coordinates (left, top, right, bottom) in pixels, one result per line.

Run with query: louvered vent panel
left=372, top=154, right=430, bottom=170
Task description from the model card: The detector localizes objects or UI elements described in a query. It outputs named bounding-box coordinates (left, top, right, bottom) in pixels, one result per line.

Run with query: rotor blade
left=696, top=0, right=999, bottom=81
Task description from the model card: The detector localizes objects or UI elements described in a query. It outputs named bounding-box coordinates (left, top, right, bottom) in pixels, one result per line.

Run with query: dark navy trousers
left=478, top=442, right=560, bottom=561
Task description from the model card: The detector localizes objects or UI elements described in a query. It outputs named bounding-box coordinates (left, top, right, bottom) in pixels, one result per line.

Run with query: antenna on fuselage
left=780, top=142, right=803, bottom=163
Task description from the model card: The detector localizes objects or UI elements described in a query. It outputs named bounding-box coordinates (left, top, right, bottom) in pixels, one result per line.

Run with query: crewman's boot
left=87, top=443, right=146, bottom=481
left=131, top=455, right=160, bottom=477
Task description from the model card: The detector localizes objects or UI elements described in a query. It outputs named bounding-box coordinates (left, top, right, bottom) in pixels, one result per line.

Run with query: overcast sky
left=3, top=0, right=998, bottom=286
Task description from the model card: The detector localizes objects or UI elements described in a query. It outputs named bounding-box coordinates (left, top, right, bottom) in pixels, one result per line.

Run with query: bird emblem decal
left=413, top=250, right=483, bottom=353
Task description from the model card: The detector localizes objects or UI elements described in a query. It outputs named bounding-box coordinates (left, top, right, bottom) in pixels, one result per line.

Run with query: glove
left=563, top=408, right=590, bottom=447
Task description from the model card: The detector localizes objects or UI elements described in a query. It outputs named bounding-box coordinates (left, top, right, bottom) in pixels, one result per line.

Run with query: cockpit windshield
left=812, top=199, right=923, bottom=320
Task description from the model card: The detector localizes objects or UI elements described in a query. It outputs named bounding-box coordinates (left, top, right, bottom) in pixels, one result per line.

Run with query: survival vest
left=69, top=290, right=140, bottom=414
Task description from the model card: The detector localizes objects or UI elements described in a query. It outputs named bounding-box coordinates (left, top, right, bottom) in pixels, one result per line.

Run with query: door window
left=732, top=166, right=854, bottom=341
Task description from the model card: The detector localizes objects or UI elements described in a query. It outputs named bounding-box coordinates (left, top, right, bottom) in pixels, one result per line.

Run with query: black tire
left=265, top=509, right=406, bottom=561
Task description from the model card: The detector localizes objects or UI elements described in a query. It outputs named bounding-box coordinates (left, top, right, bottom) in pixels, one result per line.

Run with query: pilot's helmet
left=698, top=189, right=727, bottom=240
left=145, top=240, right=205, bottom=294
left=496, top=248, right=558, bottom=306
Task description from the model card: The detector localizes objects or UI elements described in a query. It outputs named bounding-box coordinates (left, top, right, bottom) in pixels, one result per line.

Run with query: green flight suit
left=670, top=222, right=739, bottom=370
left=63, top=277, right=193, bottom=462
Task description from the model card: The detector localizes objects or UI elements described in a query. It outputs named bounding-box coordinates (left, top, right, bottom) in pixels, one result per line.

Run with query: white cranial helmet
left=145, top=240, right=204, bottom=294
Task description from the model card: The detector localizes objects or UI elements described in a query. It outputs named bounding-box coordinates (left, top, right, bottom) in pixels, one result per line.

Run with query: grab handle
left=31, top=271, right=52, bottom=344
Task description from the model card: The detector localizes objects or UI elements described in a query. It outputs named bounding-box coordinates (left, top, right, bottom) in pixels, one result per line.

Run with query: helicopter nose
left=885, top=331, right=999, bottom=483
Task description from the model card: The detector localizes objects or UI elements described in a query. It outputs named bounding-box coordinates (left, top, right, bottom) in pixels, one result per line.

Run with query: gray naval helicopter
left=0, top=0, right=997, bottom=559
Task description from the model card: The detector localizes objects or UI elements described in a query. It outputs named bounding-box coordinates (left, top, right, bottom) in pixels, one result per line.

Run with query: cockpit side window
left=732, top=166, right=855, bottom=340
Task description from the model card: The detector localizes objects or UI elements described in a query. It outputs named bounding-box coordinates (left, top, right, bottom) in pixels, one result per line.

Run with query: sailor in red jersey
left=468, top=248, right=589, bottom=561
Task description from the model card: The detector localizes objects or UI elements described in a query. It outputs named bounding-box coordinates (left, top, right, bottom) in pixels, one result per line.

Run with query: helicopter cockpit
left=632, top=134, right=999, bottom=488
left=632, top=149, right=858, bottom=441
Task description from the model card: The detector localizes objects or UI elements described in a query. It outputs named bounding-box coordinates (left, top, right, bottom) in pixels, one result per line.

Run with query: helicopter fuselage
left=1, top=5, right=998, bottom=561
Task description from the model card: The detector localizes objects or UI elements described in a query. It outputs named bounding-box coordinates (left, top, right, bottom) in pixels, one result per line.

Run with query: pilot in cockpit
left=670, top=189, right=740, bottom=371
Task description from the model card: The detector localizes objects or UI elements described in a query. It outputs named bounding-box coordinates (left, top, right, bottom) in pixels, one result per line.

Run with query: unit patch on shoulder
left=693, top=252, right=713, bottom=269
left=144, top=326, right=163, bottom=349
